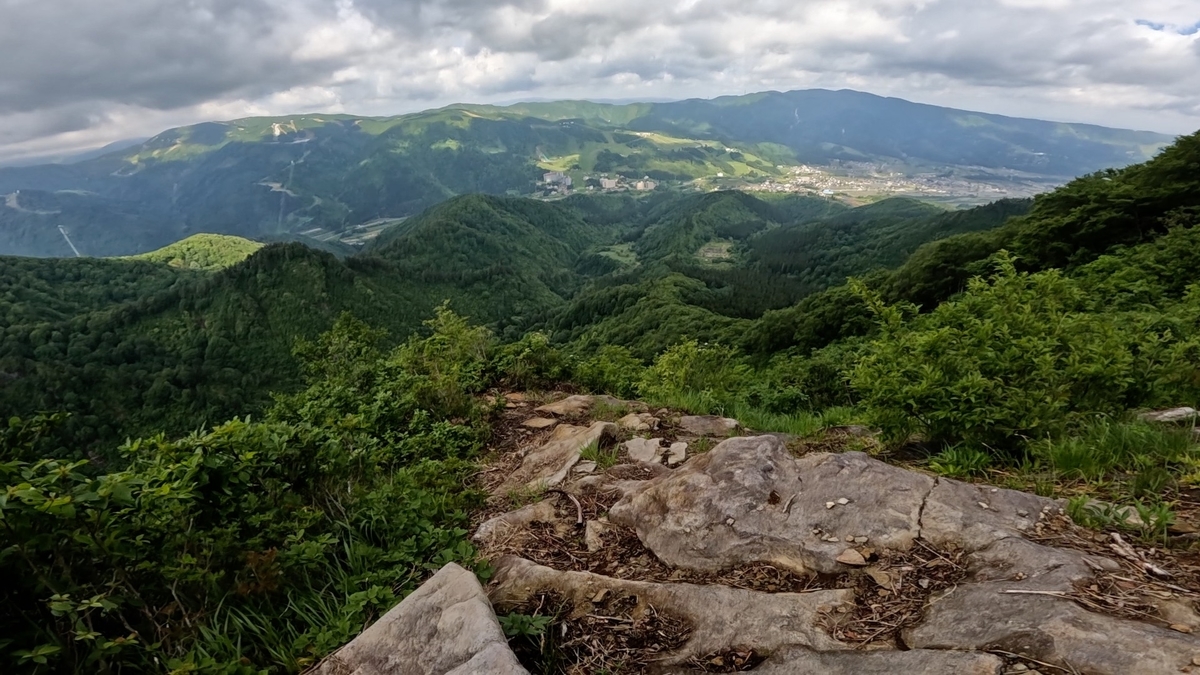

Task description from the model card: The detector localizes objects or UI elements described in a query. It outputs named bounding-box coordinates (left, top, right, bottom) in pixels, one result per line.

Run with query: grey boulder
left=314, top=563, right=526, bottom=675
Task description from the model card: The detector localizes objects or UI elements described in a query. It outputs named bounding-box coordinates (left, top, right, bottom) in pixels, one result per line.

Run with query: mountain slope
left=0, top=90, right=1174, bottom=257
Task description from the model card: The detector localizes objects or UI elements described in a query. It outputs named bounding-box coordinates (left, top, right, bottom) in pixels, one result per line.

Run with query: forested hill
left=0, top=89, right=1172, bottom=257
left=4, top=128, right=1200, bottom=675
left=0, top=189, right=1018, bottom=455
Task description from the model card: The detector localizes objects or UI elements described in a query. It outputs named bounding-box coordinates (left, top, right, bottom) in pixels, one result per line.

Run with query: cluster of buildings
left=541, top=171, right=573, bottom=195
left=539, top=171, right=660, bottom=195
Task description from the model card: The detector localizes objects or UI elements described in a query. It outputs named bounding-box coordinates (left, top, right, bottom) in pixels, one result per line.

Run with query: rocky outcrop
left=315, top=563, right=526, bottom=675
left=489, top=556, right=851, bottom=664
left=608, top=437, right=933, bottom=574
left=1139, top=407, right=1198, bottom=423
left=678, top=415, right=739, bottom=437
left=534, top=394, right=630, bottom=417
left=494, top=421, right=617, bottom=495
left=664, top=647, right=1004, bottom=674
left=467, top=408, right=1200, bottom=675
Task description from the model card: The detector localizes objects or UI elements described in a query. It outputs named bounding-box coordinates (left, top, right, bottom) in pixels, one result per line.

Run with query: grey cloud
left=0, top=0, right=345, bottom=114
left=1, top=0, right=1199, bottom=163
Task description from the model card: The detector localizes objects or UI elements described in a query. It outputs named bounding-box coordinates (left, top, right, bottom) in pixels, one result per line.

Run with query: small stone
left=836, top=548, right=867, bottom=566
left=826, top=501, right=836, bottom=509
left=573, top=460, right=598, bottom=474
left=853, top=536, right=869, bottom=544
left=836, top=497, right=850, bottom=505
left=1008, top=664, right=1028, bottom=672
left=624, top=437, right=663, bottom=463
left=990, top=488, right=998, bottom=493
left=726, top=517, right=736, bottom=526
left=666, top=441, right=688, bottom=466
left=978, top=502, right=990, bottom=509
left=919, top=578, right=931, bottom=589
left=1017, top=509, right=1029, bottom=517
left=845, top=535, right=855, bottom=542
left=1171, top=624, right=1195, bottom=634
left=592, top=589, right=608, bottom=603
left=522, top=416, right=558, bottom=429
left=1192, top=656, right=1200, bottom=666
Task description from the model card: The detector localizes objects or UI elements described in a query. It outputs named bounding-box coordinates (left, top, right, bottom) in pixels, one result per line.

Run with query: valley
left=1, top=101, right=1199, bottom=675
left=0, top=89, right=1173, bottom=258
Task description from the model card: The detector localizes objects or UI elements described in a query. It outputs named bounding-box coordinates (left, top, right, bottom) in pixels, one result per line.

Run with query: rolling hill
left=0, top=89, right=1174, bottom=257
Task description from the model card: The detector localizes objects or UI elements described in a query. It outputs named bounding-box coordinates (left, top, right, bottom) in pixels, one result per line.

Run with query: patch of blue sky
left=1136, top=18, right=1200, bottom=35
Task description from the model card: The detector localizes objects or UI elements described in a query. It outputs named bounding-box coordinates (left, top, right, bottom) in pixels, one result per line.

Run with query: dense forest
left=3, top=129, right=1200, bottom=673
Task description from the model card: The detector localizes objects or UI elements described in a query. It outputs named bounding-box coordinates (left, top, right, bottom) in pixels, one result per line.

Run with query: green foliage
left=850, top=253, right=1200, bottom=452
left=637, top=340, right=750, bottom=412
left=0, top=308, right=495, bottom=674
left=571, top=346, right=645, bottom=399
left=928, top=445, right=993, bottom=478
left=127, top=234, right=263, bottom=270
left=499, top=613, right=554, bottom=638
left=493, top=332, right=569, bottom=391
left=1035, top=418, right=1197, bottom=482
left=580, top=441, right=620, bottom=470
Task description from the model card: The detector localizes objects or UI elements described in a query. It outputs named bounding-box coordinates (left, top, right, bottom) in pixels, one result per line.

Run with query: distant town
left=540, top=171, right=658, bottom=196
left=535, top=159, right=1063, bottom=207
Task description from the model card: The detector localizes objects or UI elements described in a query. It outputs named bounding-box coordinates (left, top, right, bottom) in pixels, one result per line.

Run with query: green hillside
left=0, top=89, right=1173, bottom=257
left=5, top=130, right=1200, bottom=675
left=126, top=233, right=263, bottom=270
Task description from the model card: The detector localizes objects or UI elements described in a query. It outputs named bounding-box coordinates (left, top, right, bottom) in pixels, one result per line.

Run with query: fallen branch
left=545, top=488, right=584, bottom=526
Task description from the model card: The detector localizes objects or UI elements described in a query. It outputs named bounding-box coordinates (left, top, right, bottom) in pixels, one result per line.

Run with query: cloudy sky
left=2, top=0, right=1199, bottom=164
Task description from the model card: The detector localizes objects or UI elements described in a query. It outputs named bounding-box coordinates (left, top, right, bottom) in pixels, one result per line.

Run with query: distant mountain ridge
left=0, top=89, right=1176, bottom=257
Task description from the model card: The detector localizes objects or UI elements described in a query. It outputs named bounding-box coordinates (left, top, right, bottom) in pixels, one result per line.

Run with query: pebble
left=919, top=578, right=931, bottom=589
left=1017, top=509, right=1029, bottom=517
left=826, top=501, right=836, bottom=509
left=1007, top=664, right=1027, bottom=672
left=845, top=535, right=855, bottom=542
left=853, top=536, right=869, bottom=544
left=725, top=517, right=736, bottom=526
left=836, top=548, right=867, bottom=566
left=978, top=502, right=990, bottom=509
left=837, top=497, right=850, bottom=505
left=1193, top=656, right=1200, bottom=666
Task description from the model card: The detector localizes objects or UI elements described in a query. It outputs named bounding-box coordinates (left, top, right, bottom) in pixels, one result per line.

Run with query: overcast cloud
left=1, top=0, right=1198, bottom=163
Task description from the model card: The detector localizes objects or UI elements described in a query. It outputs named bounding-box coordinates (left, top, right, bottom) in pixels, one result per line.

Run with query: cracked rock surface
left=489, top=556, right=851, bottom=664
left=347, top=396, right=1200, bottom=675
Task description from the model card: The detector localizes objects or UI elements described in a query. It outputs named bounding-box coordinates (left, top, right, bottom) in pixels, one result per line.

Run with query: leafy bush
left=638, top=340, right=749, bottom=412
left=493, top=332, right=569, bottom=391
left=572, top=345, right=645, bottom=399
left=850, top=254, right=1194, bottom=452
left=1, top=307, right=495, bottom=674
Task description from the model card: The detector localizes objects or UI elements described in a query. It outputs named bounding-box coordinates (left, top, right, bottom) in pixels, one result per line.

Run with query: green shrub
left=572, top=345, right=645, bottom=399
left=638, top=340, right=749, bottom=412
left=851, top=254, right=1190, bottom=452
left=493, top=332, right=569, bottom=391
left=1, top=307, right=496, bottom=674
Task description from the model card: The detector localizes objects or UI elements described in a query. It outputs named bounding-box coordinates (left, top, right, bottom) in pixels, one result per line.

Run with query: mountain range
left=0, top=89, right=1173, bottom=258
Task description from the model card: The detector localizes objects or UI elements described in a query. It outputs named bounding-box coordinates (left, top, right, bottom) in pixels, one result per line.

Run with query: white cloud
left=1, top=0, right=1198, bottom=163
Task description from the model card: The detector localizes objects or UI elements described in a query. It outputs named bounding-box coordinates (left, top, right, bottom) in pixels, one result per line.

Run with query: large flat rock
left=315, top=563, right=526, bottom=675
left=489, top=555, right=851, bottom=665
left=609, top=437, right=932, bottom=574
left=903, top=536, right=1198, bottom=675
